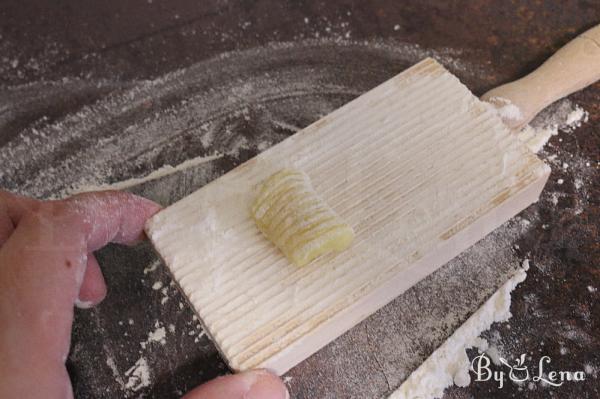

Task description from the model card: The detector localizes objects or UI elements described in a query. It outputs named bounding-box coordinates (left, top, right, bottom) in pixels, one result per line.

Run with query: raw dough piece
left=252, top=169, right=355, bottom=267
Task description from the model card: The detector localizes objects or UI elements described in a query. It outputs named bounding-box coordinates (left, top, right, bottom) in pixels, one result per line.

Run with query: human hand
left=0, top=190, right=288, bottom=399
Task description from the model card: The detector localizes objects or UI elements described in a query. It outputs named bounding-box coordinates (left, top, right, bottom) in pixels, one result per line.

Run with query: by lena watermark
left=471, top=353, right=586, bottom=389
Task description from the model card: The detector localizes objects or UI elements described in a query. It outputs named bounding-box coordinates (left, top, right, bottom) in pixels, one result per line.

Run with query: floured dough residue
left=389, top=264, right=528, bottom=399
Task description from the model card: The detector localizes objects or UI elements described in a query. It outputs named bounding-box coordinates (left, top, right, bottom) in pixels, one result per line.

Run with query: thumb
left=182, top=370, right=288, bottom=399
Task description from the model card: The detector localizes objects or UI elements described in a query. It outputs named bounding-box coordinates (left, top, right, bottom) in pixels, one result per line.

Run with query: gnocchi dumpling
left=251, top=169, right=355, bottom=267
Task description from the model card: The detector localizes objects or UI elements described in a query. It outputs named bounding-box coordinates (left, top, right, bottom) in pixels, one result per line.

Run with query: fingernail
left=131, top=194, right=162, bottom=211
left=74, top=298, right=94, bottom=309
left=241, top=370, right=289, bottom=399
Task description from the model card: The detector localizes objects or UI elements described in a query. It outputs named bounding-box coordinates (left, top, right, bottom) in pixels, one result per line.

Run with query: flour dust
left=0, top=39, right=483, bottom=199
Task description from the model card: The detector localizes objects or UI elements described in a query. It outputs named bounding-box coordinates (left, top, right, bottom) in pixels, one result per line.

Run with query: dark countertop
left=1, top=1, right=598, bottom=398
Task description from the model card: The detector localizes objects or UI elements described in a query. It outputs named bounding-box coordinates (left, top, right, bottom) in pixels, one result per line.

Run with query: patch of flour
left=543, top=153, right=595, bottom=216
left=517, top=99, right=588, bottom=154
left=124, top=357, right=151, bottom=392
left=140, top=320, right=167, bottom=349
left=0, top=40, right=72, bottom=84
left=104, top=318, right=177, bottom=395
left=105, top=353, right=126, bottom=390
left=143, top=259, right=162, bottom=275
left=389, top=266, right=528, bottom=399
left=584, top=364, right=598, bottom=379
left=530, top=100, right=596, bottom=219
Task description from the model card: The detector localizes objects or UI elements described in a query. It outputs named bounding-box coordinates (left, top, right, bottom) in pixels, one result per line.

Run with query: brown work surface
left=1, top=1, right=599, bottom=398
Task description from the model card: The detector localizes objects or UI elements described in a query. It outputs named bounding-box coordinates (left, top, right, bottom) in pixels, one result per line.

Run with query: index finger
left=65, top=190, right=161, bottom=252
left=0, top=190, right=161, bottom=392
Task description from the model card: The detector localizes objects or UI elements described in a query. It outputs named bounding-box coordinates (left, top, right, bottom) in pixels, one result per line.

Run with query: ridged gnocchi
left=251, top=169, right=355, bottom=267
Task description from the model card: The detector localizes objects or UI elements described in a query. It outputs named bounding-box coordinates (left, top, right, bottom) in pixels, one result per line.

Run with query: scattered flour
left=194, top=330, right=207, bottom=343
left=124, top=357, right=151, bottom=392
left=160, top=285, right=170, bottom=304
left=0, top=40, right=71, bottom=84
left=0, top=38, right=483, bottom=200
left=560, top=346, right=568, bottom=355
left=105, top=354, right=126, bottom=390
left=107, top=318, right=181, bottom=393
left=389, top=266, right=528, bottom=399
left=516, top=99, right=588, bottom=154
left=148, top=326, right=166, bottom=344
left=584, top=364, right=598, bottom=379
left=565, top=106, right=587, bottom=126
left=143, top=259, right=161, bottom=274
left=2, top=51, right=586, bottom=203
left=140, top=320, right=167, bottom=350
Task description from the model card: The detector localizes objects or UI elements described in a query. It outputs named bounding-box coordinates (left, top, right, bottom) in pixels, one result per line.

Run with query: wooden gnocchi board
left=145, top=58, right=550, bottom=375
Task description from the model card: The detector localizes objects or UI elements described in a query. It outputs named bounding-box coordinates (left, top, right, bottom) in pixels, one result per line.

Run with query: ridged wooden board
left=145, top=58, right=550, bottom=375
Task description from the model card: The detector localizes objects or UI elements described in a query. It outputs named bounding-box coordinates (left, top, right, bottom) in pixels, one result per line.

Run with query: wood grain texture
left=145, top=58, right=550, bottom=375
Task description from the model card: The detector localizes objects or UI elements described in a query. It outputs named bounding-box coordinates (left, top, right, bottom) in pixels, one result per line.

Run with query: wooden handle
left=482, top=24, right=600, bottom=129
